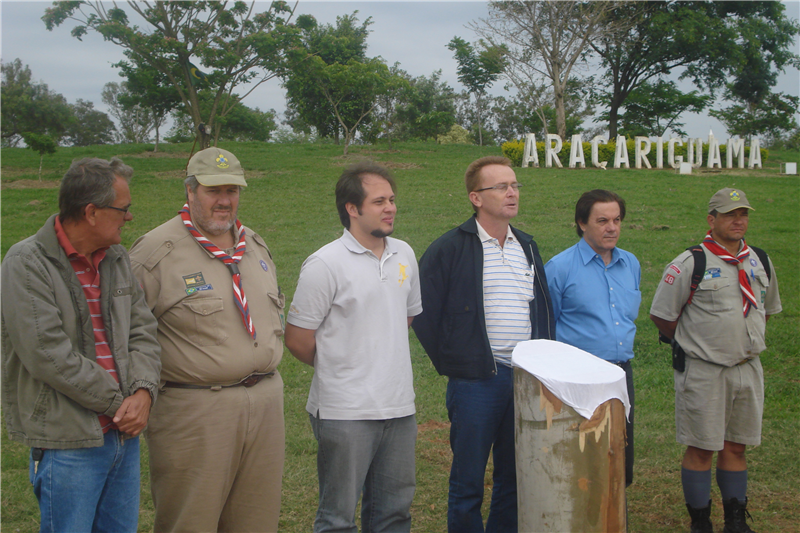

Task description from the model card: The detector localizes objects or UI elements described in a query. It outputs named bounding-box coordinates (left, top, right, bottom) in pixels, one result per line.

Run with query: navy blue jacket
left=412, top=216, right=555, bottom=379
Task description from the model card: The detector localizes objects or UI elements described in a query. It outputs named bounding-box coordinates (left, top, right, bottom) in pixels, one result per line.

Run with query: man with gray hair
left=1, top=157, right=161, bottom=532
left=130, top=147, right=286, bottom=532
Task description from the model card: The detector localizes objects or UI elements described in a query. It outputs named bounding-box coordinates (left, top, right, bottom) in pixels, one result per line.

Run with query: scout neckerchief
left=702, top=230, right=758, bottom=317
left=180, top=204, right=256, bottom=339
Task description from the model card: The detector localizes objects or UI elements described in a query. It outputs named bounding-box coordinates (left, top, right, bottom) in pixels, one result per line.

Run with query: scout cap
left=187, top=147, right=247, bottom=187
left=708, top=188, right=753, bottom=214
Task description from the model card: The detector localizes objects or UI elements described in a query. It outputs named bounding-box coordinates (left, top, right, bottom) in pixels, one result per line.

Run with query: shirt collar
left=476, top=220, right=515, bottom=245
left=577, top=237, right=622, bottom=267
left=53, top=216, right=107, bottom=268
left=340, top=228, right=396, bottom=257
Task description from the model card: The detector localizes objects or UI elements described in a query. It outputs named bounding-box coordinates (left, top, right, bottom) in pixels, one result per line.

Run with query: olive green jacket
left=1, top=215, right=161, bottom=449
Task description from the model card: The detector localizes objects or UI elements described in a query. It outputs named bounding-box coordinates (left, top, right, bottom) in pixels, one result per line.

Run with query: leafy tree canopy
left=43, top=1, right=299, bottom=148
left=64, top=99, right=117, bottom=147
left=1, top=59, right=72, bottom=147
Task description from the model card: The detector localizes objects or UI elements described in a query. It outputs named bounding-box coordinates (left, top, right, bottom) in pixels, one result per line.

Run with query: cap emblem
left=216, top=154, right=229, bottom=169
left=730, top=191, right=741, bottom=201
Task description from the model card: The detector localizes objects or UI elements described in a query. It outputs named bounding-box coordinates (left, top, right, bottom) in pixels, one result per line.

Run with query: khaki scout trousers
left=146, top=372, right=285, bottom=533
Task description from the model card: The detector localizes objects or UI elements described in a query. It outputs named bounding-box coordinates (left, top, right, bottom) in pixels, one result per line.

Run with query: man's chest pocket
left=696, top=276, right=735, bottom=313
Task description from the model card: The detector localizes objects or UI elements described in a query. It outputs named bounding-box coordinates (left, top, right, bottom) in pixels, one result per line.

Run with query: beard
left=371, top=227, right=394, bottom=238
left=191, top=199, right=237, bottom=237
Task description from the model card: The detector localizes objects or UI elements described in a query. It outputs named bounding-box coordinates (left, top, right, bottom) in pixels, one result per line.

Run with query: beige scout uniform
left=650, top=245, right=782, bottom=450
left=130, top=215, right=285, bottom=533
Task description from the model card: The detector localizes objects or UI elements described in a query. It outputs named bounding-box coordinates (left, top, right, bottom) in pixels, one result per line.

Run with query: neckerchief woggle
left=180, top=204, right=256, bottom=338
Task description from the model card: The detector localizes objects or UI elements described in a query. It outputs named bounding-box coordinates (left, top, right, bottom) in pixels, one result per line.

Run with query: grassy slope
left=1, top=142, right=798, bottom=532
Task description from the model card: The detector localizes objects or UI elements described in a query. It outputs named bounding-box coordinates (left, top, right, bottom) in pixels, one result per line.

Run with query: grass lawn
left=2, top=141, right=798, bottom=532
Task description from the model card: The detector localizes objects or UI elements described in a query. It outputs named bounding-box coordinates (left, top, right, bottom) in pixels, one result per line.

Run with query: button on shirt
left=476, top=222, right=534, bottom=367
left=545, top=238, right=641, bottom=362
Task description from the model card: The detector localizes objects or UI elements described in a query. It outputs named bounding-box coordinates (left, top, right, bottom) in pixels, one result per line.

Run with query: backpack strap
left=749, top=245, right=771, bottom=281
left=685, top=245, right=706, bottom=306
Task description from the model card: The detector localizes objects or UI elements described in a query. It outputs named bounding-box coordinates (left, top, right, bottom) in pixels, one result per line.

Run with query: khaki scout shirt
left=130, top=216, right=285, bottom=385
left=650, top=244, right=782, bottom=367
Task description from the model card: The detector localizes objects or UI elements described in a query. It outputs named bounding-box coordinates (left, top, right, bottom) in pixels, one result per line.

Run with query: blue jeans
left=310, top=414, right=417, bottom=533
left=447, top=364, right=517, bottom=533
left=30, top=430, right=140, bottom=533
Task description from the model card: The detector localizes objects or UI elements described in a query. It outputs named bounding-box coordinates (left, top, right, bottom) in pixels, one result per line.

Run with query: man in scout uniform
left=650, top=188, right=782, bottom=533
left=130, top=148, right=286, bottom=532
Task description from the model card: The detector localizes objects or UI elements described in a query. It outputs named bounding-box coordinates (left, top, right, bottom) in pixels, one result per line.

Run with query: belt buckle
left=241, top=374, right=261, bottom=387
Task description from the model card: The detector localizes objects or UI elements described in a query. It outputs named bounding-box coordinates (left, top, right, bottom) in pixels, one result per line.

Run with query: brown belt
left=163, top=372, right=274, bottom=391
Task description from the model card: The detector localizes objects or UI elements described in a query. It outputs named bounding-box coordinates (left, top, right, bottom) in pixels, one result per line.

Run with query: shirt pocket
left=267, top=292, right=285, bottom=336
left=696, top=276, right=734, bottom=313
left=184, top=297, right=229, bottom=346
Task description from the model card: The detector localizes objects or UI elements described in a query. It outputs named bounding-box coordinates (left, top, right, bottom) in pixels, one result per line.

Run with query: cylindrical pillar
left=515, top=367, right=626, bottom=532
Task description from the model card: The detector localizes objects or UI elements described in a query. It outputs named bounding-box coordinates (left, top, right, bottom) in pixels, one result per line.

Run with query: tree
left=312, top=57, right=399, bottom=155
left=64, top=99, right=117, bottom=146
left=167, top=92, right=277, bottom=143
left=102, top=82, right=153, bottom=144
left=396, top=70, right=458, bottom=142
left=1, top=59, right=72, bottom=147
left=603, top=79, right=712, bottom=138
left=44, top=1, right=299, bottom=148
left=114, top=56, right=181, bottom=151
left=282, top=12, right=372, bottom=142
left=447, top=36, right=505, bottom=146
left=591, top=1, right=800, bottom=138
left=20, top=132, right=57, bottom=180
left=473, top=1, right=617, bottom=140
left=710, top=92, right=799, bottom=143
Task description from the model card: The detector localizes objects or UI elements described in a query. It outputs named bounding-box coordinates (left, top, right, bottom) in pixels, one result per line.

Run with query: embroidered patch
left=216, top=154, right=229, bottom=169
left=761, top=290, right=766, bottom=304
left=730, top=190, right=741, bottom=201
left=398, top=263, right=408, bottom=286
left=669, top=264, right=682, bottom=275
left=664, top=274, right=675, bottom=285
left=703, top=268, right=721, bottom=281
left=260, top=260, right=269, bottom=272
left=186, top=284, right=213, bottom=296
left=750, top=258, right=758, bottom=267
left=183, top=272, right=206, bottom=289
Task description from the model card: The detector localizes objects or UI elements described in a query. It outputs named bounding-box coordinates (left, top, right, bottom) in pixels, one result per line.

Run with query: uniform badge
left=183, top=272, right=213, bottom=295
left=664, top=274, right=675, bottom=285
left=216, top=154, right=229, bottom=169
left=750, top=258, right=757, bottom=267
left=669, top=264, right=682, bottom=275
left=703, top=268, right=721, bottom=281
left=761, top=290, right=766, bottom=304
left=260, top=260, right=269, bottom=272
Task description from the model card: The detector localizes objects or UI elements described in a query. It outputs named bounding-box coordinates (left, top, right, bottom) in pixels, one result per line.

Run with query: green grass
left=2, top=141, right=798, bottom=532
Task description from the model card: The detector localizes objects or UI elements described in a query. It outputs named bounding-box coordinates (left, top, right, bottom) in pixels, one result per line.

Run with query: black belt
left=163, top=372, right=274, bottom=391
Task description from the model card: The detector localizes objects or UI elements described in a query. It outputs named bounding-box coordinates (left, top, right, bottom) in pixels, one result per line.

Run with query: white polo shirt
left=287, top=229, right=422, bottom=420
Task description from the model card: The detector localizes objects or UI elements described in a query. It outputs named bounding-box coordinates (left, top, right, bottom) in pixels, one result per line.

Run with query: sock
left=717, top=468, right=747, bottom=501
left=682, top=467, right=712, bottom=509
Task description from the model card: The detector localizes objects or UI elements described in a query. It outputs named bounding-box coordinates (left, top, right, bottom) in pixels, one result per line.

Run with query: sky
left=2, top=0, right=799, bottom=141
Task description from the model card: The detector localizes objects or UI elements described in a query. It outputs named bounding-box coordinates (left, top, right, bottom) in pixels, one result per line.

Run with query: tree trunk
left=38, top=154, right=43, bottom=181
left=554, top=83, right=567, bottom=140
left=154, top=124, right=160, bottom=153
left=476, top=93, right=483, bottom=146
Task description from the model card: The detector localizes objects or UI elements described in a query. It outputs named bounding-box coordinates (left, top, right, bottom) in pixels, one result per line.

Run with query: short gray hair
left=59, top=157, right=133, bottom=222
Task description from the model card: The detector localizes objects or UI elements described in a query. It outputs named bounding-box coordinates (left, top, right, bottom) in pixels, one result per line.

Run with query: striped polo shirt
left=55, top=217, right=118, bottom=433
left=476, top=221, right=534, bottom=367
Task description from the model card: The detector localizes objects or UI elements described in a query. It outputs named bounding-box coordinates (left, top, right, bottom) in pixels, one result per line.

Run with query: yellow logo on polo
left=730, top=191, right=741, bottom=201
left=216, top=154, right=229, bottom=169
left=398, top=263, right=408, bottom=286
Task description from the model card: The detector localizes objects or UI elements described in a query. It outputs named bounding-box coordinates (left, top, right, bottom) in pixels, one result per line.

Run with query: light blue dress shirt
left=545, top=238, right=641, bottom=362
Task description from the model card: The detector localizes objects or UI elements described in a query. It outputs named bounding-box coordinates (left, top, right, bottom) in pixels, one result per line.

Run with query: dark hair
left=335, top=161, right=397, bottom=229
left=575, top=189, right=626, bottom=237
left=59, top=157, right=133, bottom=222
left=183, top=176, right=240, bottom=201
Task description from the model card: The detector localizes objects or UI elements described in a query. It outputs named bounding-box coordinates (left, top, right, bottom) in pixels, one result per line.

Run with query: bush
left=437, top=125, right=472, bottom=145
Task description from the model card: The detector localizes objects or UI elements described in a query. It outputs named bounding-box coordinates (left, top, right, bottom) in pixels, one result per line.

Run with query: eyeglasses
left=105, top=204, right=132, bottom=215
left=475, top=182, right=523, bottom=193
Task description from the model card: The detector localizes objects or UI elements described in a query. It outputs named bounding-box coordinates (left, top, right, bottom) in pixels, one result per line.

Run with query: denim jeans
left=310, top=414, right=417, bottom=533
left=447, top=363, right=517, bottom=533
left=30, top=430, right=140, bottom=533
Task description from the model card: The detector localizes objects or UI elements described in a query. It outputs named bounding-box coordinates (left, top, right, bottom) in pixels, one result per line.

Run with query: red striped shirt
left=54, top=217, right=119, bottom=433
